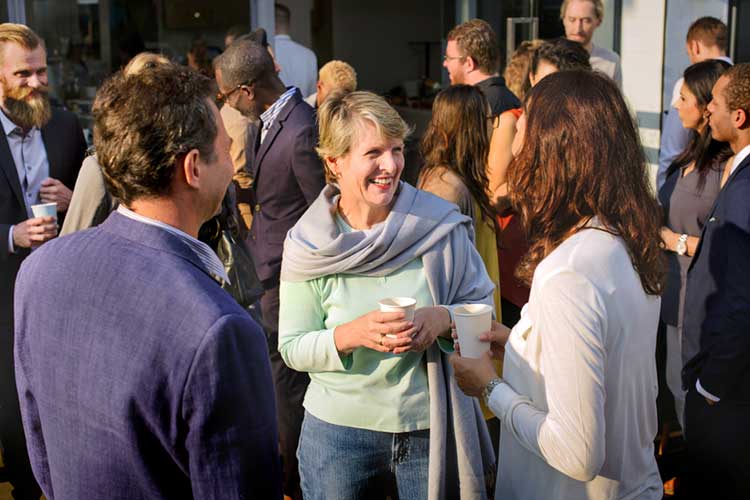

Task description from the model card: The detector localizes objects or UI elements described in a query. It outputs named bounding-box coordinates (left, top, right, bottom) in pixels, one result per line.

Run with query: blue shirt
left=1, top=109, right=50, bottom=253
left=259, top=86, right=297, bottom=144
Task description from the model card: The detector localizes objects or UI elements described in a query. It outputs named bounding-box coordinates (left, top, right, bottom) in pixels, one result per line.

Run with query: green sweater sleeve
left=278, top=279, right=353, bottom=373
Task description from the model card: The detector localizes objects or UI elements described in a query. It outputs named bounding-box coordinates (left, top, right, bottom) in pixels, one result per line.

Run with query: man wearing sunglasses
left=215, top=38, right=324, bottom=500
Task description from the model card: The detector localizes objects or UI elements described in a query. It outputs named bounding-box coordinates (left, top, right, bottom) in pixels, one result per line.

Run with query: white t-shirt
left=489, top=222, right=663, bottom=500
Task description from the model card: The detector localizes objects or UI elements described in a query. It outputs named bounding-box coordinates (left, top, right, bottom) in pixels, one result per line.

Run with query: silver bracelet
left=482, top=377, right=504, bottom=406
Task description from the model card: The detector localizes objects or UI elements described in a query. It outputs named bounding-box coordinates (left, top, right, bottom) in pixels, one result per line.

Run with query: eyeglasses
left=443, top=54, right=466, bottom=62
left=216, top=82, right=251, bottom=103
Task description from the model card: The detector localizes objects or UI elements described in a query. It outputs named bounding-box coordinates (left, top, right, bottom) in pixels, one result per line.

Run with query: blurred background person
left=219, top=27, right=279, bottom=233
left=418, top=83, right=502, bottom=452
left=452, top=70, right=664, bottom=499
left=279, top=91, right=495, bottom=500
left=658, top=17, right=732, bottom=190
left=657, top=59, right=732, bottom=431
left=561, top=0, right=621, bottom=87
left=490, top=37, right=590, bottom=328
left=274, top=2, right=317, bottom=97
left=187, top=36, right=213, bottom=78
left=304, top=59, right=357, bottom=108
left=443, top=19, right=520, bottom=117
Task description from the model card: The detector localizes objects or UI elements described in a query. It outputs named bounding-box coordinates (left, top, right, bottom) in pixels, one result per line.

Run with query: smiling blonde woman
left=278, top=90, right=496, bottom=500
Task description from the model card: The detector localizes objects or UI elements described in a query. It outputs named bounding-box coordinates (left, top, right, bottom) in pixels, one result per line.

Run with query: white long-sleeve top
left=489, top=223, right=663, bottom=500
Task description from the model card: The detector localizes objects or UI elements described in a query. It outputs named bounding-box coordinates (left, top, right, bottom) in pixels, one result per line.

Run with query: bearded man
left=0, top=23, right=86, bottom=500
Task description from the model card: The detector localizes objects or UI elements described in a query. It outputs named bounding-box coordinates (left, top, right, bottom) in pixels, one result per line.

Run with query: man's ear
left=734, top=108, right=750, bottom=130
left=182, top=149, right=202, bottom=189
left=465, top=55, right=478, bottom=73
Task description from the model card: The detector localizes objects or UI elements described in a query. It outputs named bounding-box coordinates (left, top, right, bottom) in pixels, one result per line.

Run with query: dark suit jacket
left=0, top=108, right=85, bottom=403
left=682, top=153, right=750, bottom=402
left=14, top=211, right=282, bottom=499
left=475, top=76, right=521, bottom=117
left=246, top=90, right=325, bottom=285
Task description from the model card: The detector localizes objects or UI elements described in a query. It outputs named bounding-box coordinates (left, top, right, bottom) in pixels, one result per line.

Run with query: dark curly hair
left=530, top=37, right=591, bottom=77
left=508, top=70, right=665, bottom=295
left=93, top=65, right=217, bottom=205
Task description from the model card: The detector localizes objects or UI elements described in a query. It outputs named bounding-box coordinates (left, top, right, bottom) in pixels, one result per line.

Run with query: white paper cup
left=454, top=303, right=493, bottom=359
left=379, top=297, right=416, bottom=338
left=31, top=202, right=57, bottom=221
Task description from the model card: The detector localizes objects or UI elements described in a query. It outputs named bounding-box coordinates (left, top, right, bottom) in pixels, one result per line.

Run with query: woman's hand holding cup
left=334, top=310, right=415, bottom=355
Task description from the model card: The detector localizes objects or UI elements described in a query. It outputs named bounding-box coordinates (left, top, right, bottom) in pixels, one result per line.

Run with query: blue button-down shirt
left=259, top=86, right=297, bottom=144
left=2, top=109, right=50, bottom=253
left=117, top=205, right=230, bottom=286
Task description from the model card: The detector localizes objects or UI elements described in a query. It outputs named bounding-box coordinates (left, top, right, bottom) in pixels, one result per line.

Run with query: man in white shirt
left=658, top=17, right=731, bottom=190
left=274, top=3, right=317, bottom=98
left=561, top=0, right=622, bottom=87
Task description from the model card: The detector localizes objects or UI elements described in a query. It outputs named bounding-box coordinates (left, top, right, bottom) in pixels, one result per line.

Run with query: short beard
left=2, top=82, right=52, bottom=130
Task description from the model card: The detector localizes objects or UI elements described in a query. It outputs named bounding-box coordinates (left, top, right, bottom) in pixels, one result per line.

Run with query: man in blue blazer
left=682, top=63, right=750, bottom=499
left=13, top=64, right=282, bottom=499
left=215, top=39, right=325, bottom=500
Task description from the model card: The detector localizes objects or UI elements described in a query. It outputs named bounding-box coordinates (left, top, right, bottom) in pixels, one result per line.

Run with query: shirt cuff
left=8, top=225, right=15, bottom=253
left=696, top=379, right=720, bottom=403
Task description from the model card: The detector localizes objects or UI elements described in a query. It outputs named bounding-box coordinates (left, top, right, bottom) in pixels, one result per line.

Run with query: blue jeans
left=297, top=411, right=430, bottom=500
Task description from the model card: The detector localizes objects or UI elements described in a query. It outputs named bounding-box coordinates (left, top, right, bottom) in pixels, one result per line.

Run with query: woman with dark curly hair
left=451, top=70, right=665, bottom=499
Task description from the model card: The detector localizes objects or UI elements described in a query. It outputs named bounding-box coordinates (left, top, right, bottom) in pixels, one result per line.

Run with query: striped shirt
left=117, top=205, right=230, bottom=286
left=260, top=86, right=298, bottom=144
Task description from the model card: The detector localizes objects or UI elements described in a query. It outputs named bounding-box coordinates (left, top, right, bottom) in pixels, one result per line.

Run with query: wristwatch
left=676, top=234, right=688, bottom=256
left=482, top=377, right=504, bottom=406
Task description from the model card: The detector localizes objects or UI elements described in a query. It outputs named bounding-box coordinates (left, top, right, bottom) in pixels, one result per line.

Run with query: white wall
left=620, top=0, right=667, bottom=185
left=592, top=0, right=616, bottom=50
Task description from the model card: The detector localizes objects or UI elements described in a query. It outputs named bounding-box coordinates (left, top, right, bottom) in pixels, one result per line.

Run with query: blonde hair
left=560, top=0, right=604, bottom=21
left=123, top=52, right=171, bottom=76
left=0, top=23, right=42, bottom=63
left=503, top=39, right=543, bottom=101
left=317, top=90, right=410, bottom=183
left=319, top=60, right=357, bottom=94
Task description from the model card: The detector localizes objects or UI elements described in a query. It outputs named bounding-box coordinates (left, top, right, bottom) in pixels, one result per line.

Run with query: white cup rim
left=31, top=202, right=57, bottom=209
left=453, top=303, right=493, bottom=316
left=378, top=297, right=417, bottom=308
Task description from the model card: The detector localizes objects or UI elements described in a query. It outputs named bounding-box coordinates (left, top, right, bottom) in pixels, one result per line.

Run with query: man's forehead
left=565, top=0, right=597, bottom=17
left=1, top=43, right=46, bottom=69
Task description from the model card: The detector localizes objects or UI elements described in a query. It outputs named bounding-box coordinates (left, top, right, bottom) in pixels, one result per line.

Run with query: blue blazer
left=245, top=90, right=325, bottom=285
left=682, top=153, right=750, bottom=402
left=14, top=211, right=282, bottom=499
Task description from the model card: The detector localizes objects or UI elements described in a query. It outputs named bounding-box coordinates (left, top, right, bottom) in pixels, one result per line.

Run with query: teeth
left=372, top=178, right=391, bottom=185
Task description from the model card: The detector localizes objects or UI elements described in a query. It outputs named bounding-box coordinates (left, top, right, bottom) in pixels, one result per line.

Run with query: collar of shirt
left=730, top=145, right=750, bottom=177
left=116, top=205, right=230, bottom=286
left=0, top=108, right=38, bottom=138
left=259, top=86, right=297, bottom=133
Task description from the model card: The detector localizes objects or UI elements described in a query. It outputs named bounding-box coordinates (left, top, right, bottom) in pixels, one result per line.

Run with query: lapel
left=251, top=90, right=301, bottom=181
left=0, top=130, right=24, bottom=208
left=40, top=114, right=61, bottom=180
left=689, top=154, right=750, bottom=271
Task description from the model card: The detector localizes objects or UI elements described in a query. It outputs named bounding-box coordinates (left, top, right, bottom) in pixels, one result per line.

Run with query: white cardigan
left=489, top=224, right=663, bottom=500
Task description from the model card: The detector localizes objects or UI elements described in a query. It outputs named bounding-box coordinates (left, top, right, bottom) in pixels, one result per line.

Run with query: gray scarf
left=282, top=182, right=496, bottom=499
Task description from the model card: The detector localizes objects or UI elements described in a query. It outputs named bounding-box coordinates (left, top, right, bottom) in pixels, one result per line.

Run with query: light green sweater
left=278, top=255, right=435, bottom=433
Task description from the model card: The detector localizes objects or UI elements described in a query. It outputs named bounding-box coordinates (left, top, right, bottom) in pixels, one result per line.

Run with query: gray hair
left=214, top=38, right=275, bottom=88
